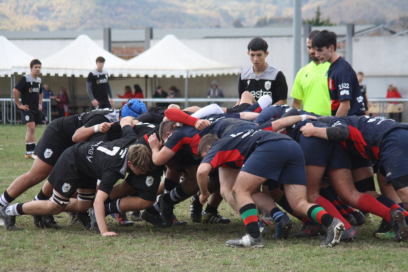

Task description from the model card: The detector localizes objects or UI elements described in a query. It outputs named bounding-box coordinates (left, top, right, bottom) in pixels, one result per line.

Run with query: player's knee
left=51, top=193, right=70, bottom=209
left=139, top=200, right=154, bottom=210
left=48, top=201, right=65, bottom=215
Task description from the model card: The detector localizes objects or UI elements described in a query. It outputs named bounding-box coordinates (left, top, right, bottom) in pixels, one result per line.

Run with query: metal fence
left=1, top=97, right=406, bottom=125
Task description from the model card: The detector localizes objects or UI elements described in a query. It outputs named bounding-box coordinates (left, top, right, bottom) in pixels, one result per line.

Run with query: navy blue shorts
left=379, top=129, right=408, bottom=183
left=297, top=134, right=351, bottom=170
left=241, top=139, right=306, bottom=186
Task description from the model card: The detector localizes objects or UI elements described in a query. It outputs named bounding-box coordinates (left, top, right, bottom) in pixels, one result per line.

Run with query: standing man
left=13, top=59, right=43, bottom=159
left=238, top=37, right=288, bottom=105
left=357, top=72, right=370, bottom=115
left=291, top=30, right=331, bottom=116
left=86, top=56, right=114, bottom=110
left=41, top=84, right=54, bottom=123
left=312, top=30, right=365, bottom=117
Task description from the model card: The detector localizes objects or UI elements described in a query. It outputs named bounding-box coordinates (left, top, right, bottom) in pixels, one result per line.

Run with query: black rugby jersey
left=238, top=64, right=288, bottom=103
left=328, top=57, right=365, bottom=116
left=74, top=125, right=137, bottom=194
left=14, top=74, right=42, bottom=110
left=87, top=69, right=111, bottom=107
left=202, top=129, right=292, bottom=169
left=329, top=116, right=408, bottom=160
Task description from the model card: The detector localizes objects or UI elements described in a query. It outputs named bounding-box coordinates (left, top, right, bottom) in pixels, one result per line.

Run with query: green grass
left=1, top=124, right=408, bottom=271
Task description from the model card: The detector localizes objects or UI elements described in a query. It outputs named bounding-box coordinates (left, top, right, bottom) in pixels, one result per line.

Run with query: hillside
left=0, top=0, right=407, bottom=31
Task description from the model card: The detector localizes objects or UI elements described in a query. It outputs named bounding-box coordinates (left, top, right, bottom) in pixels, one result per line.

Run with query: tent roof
left=0, top=36, right=33, bottom=76
left=123, top=34, right=240, bottom=78
left=14, top=34, right=128, bottom=77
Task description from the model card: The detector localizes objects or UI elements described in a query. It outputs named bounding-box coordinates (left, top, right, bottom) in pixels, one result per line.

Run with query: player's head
left=198, top=134, right=219, bottom=158
left=121, top=99, right=147, bottom=119
left=30, top=59, right=41, bottom=76
left=127, top=144, right=155, bottom=175
left=312, top=30, right=337, bottom=63
left=159, top=119, right=177, bottom=142
left=306, top=30, right=320, bottom=62
left=357, top=71, right=364, bottom=83
left=95, top=56, right=105, bottom=71
left=247, top=38, right=269, bottom=68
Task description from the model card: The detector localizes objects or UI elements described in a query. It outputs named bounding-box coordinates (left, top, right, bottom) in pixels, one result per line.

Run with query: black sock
left=321, top=214, right=334, bottom=228
left=146, top=206, right=160, bottom=215
left=35, top=189, right=49, bottom=201
left=31, top=143, right=36, bottom=154
left=104, top=197, right=113, bottom=205
left=164, top=178, right=178, bottom=194
left=0, top=190, right=15, bottom=207
left=104, top=199, right=121, bottom=216
left=239, top=203, right=260, bottom=239
left=204, top=204, right=218, bottom=214
left=17, top=203, right=25, bottom=215
left=164, top=185, right=188, bottom=205
left=26, top=143, right=31, bottom=155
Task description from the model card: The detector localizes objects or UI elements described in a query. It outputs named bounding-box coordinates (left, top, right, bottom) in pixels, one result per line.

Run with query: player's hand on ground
left=18, top=104, right=29, bottom=111
left=101, top=231, right=119, bottom=237
left=300, top=123, right=315, bottom=137
left=148, top=134, right=163, bottom=149
left=195, top=120, right=210, bottom=131
left=199, top=191, right=210, bottom=204
left=92, top=99, right=99, bottom=107
left=99, top=122, right=114, bottom=133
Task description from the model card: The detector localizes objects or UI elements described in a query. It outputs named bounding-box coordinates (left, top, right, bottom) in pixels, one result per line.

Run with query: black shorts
left=21, top=109, right=42, bottom=124
left=35, top=119, right=73, bottom=166
left=169, top=149, right=201, bottom=173
left=125, top=166, right=164, bottom=202
left=48, top=146, right=97, bottom=198
left=226, top=103, right=251, bottom=113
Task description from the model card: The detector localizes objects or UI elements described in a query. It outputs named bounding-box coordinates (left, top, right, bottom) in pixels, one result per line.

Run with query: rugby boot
left=321, top=218, right=344, bottom=247
left=111, top=212, right=134, bottom=227
left=159, top=195, right=174, bottom=227
left=88, top=208, right=100, bottom=233
left=226, top=233, right=264, bottom=248
left=390, top=209, right=408, bottom=242
left=292, top=223, right=326, bottom=238
left=190, top=195, right=203, bottom=223
left=343, top=214, right=357, bottom=226
left=373, top=218, right=392, bottom=237
left=375, top=231, right=396, bottom=240
left=141, top=210, right=166, bottom=227
left=43, top=215, right=62, bottom=229
left=76, top=212, right=92, bottom=230
left=130, top=210, right=143, bottom=222
left=353, top=211, right=366, bottom=226
left=173, top=213, right=187, bottom=226
left=202, top=212, right=231, bottom=224
left=273, top=213, right=293, bottom=239
left=0, top=207, right=20, bottom=231
left=340, top=226, right=357, bottom=241
left=32, top=215, right=45, bottom=228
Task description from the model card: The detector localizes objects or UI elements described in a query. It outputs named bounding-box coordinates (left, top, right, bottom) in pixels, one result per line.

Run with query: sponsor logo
left=357, top=96, right=364, bottom=103
left=250, top=90, right=272, bottom=99
left=340, top=90, right=350, bottom=96
left=96, top=78, right=108, bottom=84
left=247, top=80, right=251, bottom=85
left=25, top=115, right=30, bottom=121
left=386, top=172, right=392, bottom=177
left=146, top=176, right=154, bottom=187
left=328, top=78, right=335, bottom=90
left=44, top=148, right=53, bottom=159
left=62, top=183, right=71, bottom=193
left=264, top=81, right=271, bottom=90
left=28, top=87, right=40, bottom=93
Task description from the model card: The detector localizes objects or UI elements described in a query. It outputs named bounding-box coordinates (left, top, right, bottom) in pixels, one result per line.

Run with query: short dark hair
left=198, top=134, right=219, bottom=157
left=312, top=30, right=337, bottom=51
left=30, top=59, right=41, bottom=68
left=158, top=120, right=176, bottom=141
left=96, top=56, right=105, bottom=63
left=357, top=71, right=364, bottom=76
left=247, top=37, right=268, bottom=53
left=125, top=85, right=132, bottom=93
left=307, top=30, right=320, bottom=40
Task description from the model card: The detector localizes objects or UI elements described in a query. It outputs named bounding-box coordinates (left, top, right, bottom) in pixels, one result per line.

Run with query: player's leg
left=25, top=121, right=36, bottom=158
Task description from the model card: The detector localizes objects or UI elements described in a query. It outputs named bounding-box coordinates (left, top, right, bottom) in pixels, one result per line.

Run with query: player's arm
left=38, top=92, right=43, bottom=111
left=107, top=83, right=114, bottom=107
left=148, top=134, right=176, bottom=165
left=13, top=77, right=29, bottom=111
left=72, top=122, right=114, bottom=143
left=292, top=99, right=303, bottom=109
left=197, top=163, right=213, bottom=204
left=86, top=73, right=98, bottom=107
left=301, top=122, right=349, bottom=141
left=165, top=108, right=210, bottom=130
left=94, top=190, right=118, bottom=236
left=191, top=104, right=224, bottom=119
left=291, top=70, right=304, bottom=109
left=335, top=100, right=350, bottom=117
left=273, top=72, right=288, bottom=105
left=269, top=114, right=317, bottom=132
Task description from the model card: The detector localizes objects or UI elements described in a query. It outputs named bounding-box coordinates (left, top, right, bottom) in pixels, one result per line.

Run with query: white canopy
left=123, top=34, right=241, bottom=78
left=0, top=36, right=34, bottom=76
left=15, top=34, right=129, bottom=77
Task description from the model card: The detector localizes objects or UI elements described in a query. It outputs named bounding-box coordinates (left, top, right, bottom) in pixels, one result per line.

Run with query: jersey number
left=97, top=146, right=120, bottom=156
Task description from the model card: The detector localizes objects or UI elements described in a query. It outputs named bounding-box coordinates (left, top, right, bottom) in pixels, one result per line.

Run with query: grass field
left=1, top=124, right=408, bottom=271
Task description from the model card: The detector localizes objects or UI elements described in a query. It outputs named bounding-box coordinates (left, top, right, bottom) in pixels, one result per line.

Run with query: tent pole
left=184, top=72, right=188, bottom=109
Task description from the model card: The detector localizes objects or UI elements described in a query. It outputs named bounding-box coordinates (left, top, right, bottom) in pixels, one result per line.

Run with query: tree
left=233, top=18, right=244, bottom=28
left=303, top=6, right=335, bottom=26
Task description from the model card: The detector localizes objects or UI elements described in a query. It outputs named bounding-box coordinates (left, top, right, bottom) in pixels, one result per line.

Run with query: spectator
left=86, top=56, right=114, bottom=109
left=386, top=84, right=402, bottom=122
left=357, top=72, right=370, bottom=115
left=168, top=86, right=182, bottom=98
left=153, top=86, right=169, bottom=108
left=117, top=85, right=134, bottom=106
left=134, top=84, right=144, bottom=99
left=55, top=86, right=69, bottom=118
left=41, top=84, right=54, bottom=123
left=206, top=80, right=225, bottom=105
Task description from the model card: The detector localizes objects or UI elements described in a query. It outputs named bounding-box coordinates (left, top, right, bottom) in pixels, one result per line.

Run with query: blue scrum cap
left=121, top=99, right=147, bottom=118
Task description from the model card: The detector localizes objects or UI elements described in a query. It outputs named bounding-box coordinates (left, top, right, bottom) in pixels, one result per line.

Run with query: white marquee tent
left=14, top=34, right=129, bottom=77
left=0, top=36, right=34, bottom=77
